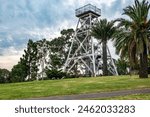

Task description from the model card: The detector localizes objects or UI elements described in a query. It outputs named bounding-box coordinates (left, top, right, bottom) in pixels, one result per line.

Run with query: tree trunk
left=74, top=63, right=78, bottom=77
left=102, top=40, right=108, bottom=76
left=139, top=44, right=148, bottom=78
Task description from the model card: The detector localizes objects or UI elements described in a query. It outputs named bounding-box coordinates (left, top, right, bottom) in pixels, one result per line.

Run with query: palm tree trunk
left=139, top=44, right=148, bottom=78
left=102, top=40, right=108, bottom=76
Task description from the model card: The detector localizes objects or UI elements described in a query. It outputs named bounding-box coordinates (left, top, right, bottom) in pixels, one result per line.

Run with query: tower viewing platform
left=75, top=4, right=101, bottom=18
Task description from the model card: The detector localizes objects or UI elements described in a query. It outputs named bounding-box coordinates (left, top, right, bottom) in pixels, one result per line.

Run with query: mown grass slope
left=0, top=75, right=150, bottom=99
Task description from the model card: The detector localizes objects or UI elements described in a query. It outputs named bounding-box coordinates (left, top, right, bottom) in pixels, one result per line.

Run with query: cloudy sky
left=0, top=0, right=136, bottom=70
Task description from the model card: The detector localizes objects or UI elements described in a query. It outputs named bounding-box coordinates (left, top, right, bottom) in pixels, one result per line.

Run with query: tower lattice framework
left=64, top=4, right=118, bottom=76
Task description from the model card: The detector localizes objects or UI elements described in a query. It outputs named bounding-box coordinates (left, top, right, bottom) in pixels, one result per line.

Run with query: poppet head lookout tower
left=64, top=4, right=118, bottom=77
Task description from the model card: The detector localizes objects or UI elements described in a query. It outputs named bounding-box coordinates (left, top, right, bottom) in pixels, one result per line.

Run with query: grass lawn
left=0, top=75, right=150, bottom=99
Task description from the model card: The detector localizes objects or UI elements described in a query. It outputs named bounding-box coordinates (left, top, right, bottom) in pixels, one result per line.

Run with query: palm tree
left=91, top=19, right=117, bottom=76
left=113, top=28, right=138, bottom=69
left=114, top=0, right=150, bottom=78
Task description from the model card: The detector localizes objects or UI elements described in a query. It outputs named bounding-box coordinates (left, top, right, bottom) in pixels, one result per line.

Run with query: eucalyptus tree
left=114, top=0, right=150, bottom=78
left=49, top=29, right=74, bottom=70
left=91, top=19, right=117, bottom=76
left=36, top=39, right=51, bottom=79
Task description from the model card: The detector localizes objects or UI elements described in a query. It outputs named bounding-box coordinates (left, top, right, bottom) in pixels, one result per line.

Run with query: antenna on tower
left=64, top=4, right=118, bottom=77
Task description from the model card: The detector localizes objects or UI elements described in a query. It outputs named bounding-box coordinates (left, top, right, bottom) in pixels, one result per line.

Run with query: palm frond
left=91, top=19, right=117, bottom=42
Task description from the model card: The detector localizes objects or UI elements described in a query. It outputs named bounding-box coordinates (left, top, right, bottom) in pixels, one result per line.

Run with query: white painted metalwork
left=64, top=4, right=118, bottom=76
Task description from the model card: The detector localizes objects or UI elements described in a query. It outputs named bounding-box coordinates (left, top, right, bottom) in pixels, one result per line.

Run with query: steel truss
left=64, top=6, right=118, bottom=76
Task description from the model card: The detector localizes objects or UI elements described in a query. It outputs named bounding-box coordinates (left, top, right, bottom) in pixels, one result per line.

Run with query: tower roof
left=75, top=4, right=101, bottom=18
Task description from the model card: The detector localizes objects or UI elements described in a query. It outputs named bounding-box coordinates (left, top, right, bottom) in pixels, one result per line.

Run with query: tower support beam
left=64, top=4, right=118, bottom=77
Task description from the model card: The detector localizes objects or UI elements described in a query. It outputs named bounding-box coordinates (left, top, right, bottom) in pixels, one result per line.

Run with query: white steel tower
left=64, top=4, right=118, bottom=76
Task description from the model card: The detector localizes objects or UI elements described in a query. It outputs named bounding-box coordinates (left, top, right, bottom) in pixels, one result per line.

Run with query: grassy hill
left=0, top=75, right=150, bottom=99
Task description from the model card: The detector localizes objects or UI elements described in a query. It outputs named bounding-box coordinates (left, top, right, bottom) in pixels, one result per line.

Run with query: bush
left=0, top=76, right=5, bottom=83
left=0, top=69, right=10, bottom=83
left=46, top=69, right=67, bottom=80
left=10, top=63, right=27, bottom=83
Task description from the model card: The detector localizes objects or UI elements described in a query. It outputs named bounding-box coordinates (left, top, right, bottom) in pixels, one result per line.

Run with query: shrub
left=0, top=69, right=10, bottom=83
left=46, top=69, right=67, bottom=80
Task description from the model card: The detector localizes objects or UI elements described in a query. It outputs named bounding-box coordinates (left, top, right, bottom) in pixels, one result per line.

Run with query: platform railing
left=75, top=4, right=101, bottom=17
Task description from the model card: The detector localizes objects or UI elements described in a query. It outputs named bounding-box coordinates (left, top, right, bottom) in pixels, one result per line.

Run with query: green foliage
left=9, top=29, right=74, bottom=82
left=36, top=39, right=52, bottom=79
left=0, top=69, right=10, bottom=83
left=10, top=39, right=39, bottom=82
left=49, top=28, right=74, bottom=70
left=92, top=19, right=117, bottom=42
left=113, top=0, right=150, bottom=78
left=50, top=54, right=63, bottom=69
left=0, top=76, right=5, bottom=83
left=25, top=39, right=38, bottom=80
left=116, top=59, right=129, bottom=75
left=10, top=63, right=27, bottom=83
left=91, top=19, right=117, bottom=76
left=46, top=69, right=67, bottom=80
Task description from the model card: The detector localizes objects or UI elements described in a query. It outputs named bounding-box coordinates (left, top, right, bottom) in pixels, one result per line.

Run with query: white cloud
left=87, top=0, right=116, bottom=7
left=108, top=11, right=122, bottom=20
left=0, top=0, right=137, bottom=70
left=2, top=46, right=24, bottom=56
left=24, top=27, right=59, bottom=39
left=66, top=0, right=117, bottom=7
